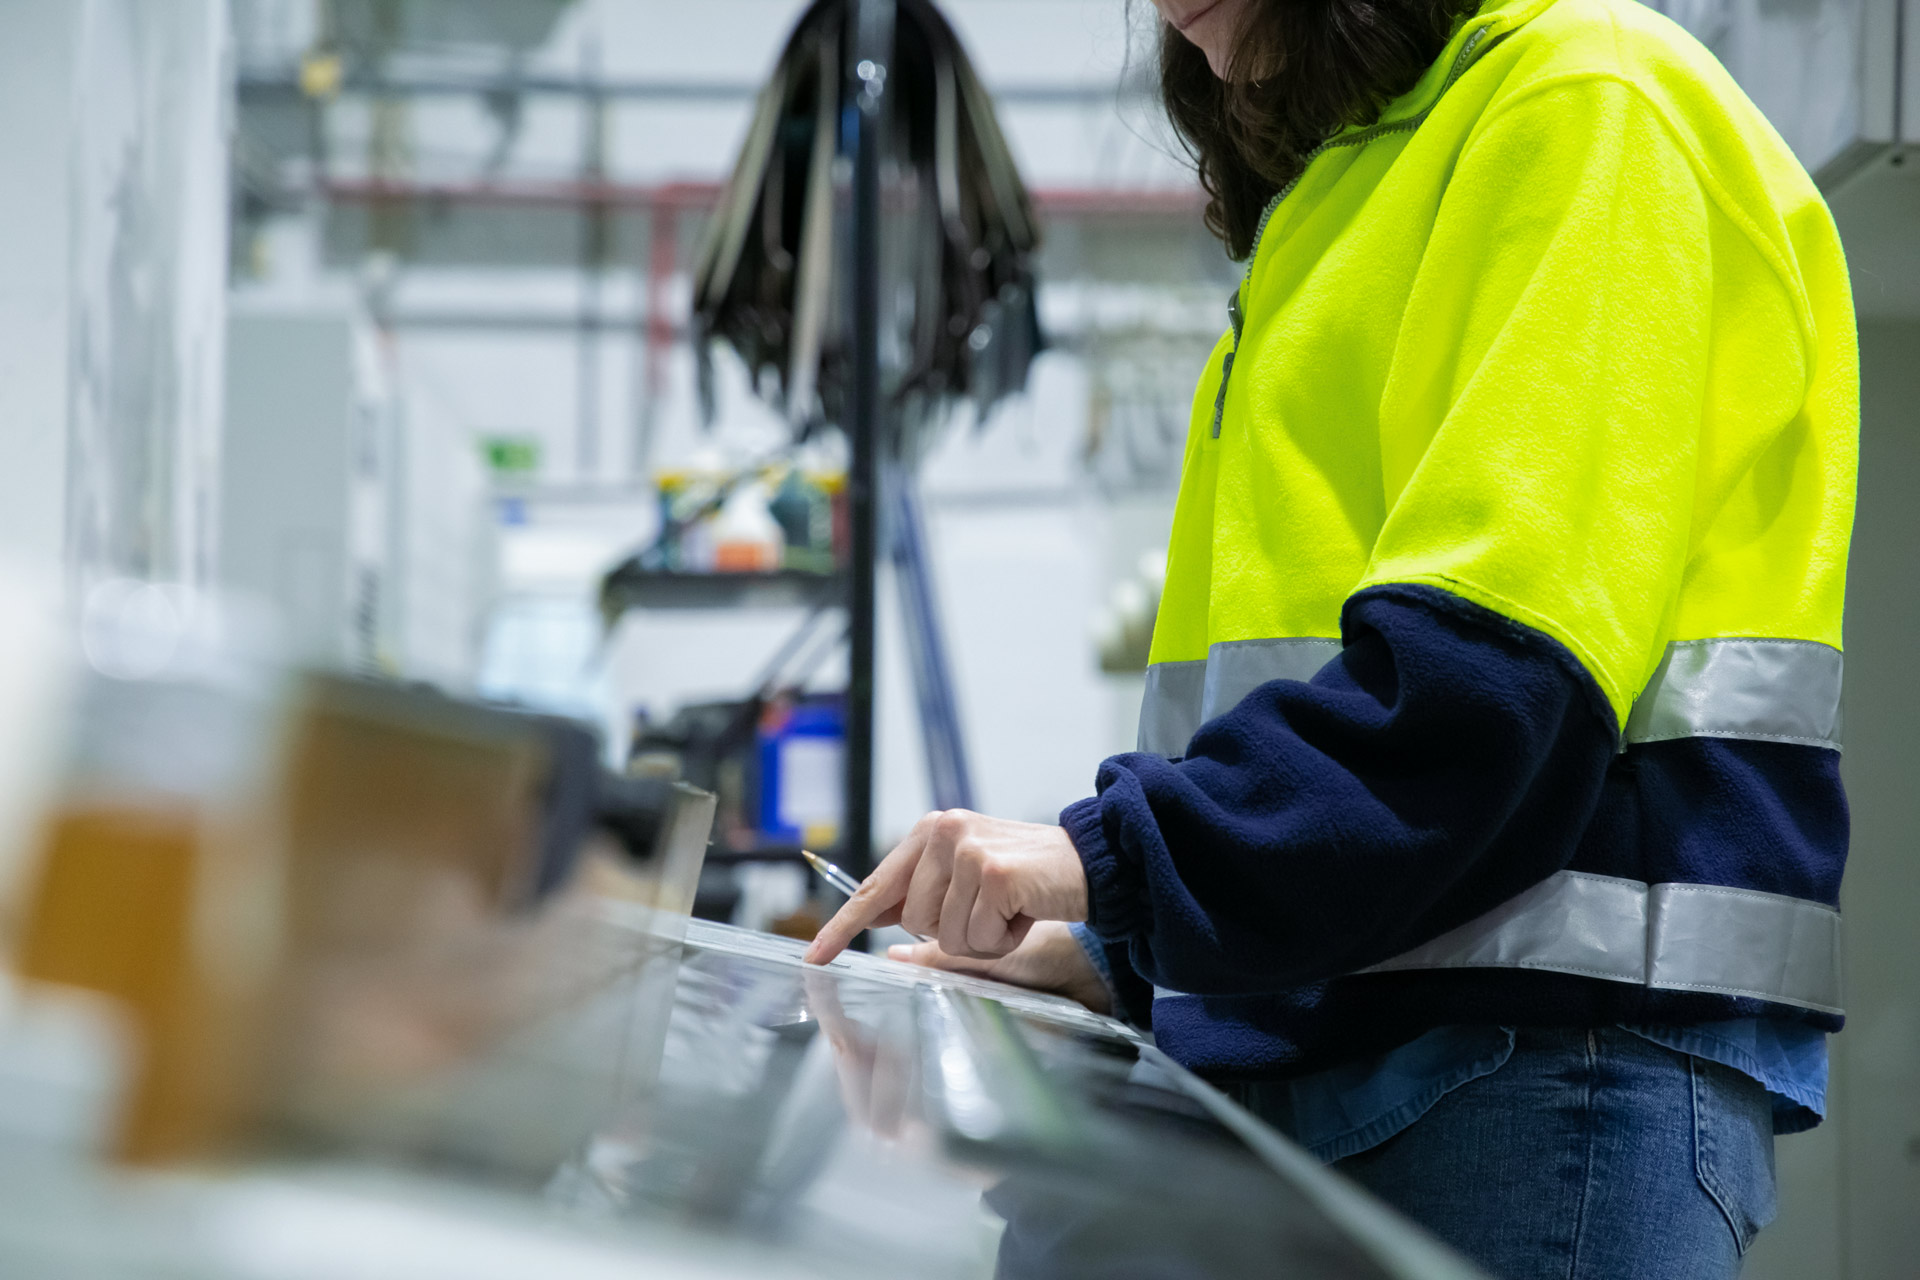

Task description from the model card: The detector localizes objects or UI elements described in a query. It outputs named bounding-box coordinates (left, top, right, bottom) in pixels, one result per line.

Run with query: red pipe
left=316, top=176, right=1205, bottom=217
left=642, top=204, right=679, bottom=414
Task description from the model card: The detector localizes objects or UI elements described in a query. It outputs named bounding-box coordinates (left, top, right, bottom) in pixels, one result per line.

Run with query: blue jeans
left=1240, top=1027, right=1777, bottom=1279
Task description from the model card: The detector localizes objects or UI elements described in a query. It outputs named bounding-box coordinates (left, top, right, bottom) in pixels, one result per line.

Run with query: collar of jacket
left=1351, top=0, right=1563, bottom=132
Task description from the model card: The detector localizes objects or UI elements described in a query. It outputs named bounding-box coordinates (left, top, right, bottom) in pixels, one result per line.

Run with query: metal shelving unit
left=597, top=564, right=842, bottom=619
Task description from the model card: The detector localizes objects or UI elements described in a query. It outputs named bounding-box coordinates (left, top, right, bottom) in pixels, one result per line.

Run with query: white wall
left=1741, top=327, right=1920, bottom=1280
left=1833, top=319, right=1920, bottom=1278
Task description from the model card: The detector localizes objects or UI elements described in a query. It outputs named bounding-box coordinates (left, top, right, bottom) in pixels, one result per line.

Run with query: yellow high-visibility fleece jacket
left=1063, top=0, right=1857, bottom=1128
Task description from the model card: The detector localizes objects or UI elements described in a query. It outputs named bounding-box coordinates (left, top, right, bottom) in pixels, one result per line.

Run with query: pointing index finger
left=803, top=837, right=923, bottom=964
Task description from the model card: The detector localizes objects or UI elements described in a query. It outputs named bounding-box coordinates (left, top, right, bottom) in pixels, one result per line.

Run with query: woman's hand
left=802, top=810, right=1089, bottom=965
left=884, top=920, right=1111, bottom=1015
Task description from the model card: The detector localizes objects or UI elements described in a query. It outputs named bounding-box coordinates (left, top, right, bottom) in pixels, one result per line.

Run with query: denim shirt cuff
left=1069, top=922, right=1117, bottom=992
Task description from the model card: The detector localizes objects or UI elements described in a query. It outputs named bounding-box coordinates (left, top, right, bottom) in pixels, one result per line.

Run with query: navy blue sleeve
left=1060, top=584, right=1619, bottom=996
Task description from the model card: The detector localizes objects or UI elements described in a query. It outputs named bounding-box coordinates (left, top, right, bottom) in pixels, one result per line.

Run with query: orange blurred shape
left=16, top=801, right=269, bottom=1164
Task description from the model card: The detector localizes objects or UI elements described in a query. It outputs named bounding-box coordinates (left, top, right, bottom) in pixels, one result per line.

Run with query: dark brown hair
left=1160, top=0, right=1482, bottom=259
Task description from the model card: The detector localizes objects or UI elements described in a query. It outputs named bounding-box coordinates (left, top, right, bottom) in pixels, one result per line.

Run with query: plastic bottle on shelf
left=769, top=468, right=837, bottom=573
left=711, top=481, right=785, bottom=573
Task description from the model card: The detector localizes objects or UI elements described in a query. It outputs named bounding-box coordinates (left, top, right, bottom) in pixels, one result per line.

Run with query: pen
left=801, top=848, right=865, bottom=898
left=801, top=849, right=930, bottom=942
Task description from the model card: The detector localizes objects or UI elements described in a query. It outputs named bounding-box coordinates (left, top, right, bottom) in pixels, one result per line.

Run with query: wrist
left=1043, top=823, right=1090, bottom=921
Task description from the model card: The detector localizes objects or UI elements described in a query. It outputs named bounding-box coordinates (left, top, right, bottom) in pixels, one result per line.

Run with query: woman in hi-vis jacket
left=809, top=0, right=1857, bottom=1274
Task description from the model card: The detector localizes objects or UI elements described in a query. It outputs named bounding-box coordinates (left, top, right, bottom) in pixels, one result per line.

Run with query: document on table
left=680, top=916, right=1145, bottom=1042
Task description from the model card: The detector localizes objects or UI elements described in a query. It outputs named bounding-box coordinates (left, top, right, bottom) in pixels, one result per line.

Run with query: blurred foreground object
left=10, top=593, right=713, bottom=1164
left=266, top=680, right=713, bottom=1157
left=17, top=585, right=286, bottom=1163
left=0, top=560, right=72, bottom=938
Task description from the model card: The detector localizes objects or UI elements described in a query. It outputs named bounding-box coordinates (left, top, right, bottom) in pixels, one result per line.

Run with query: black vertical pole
left=843, top=0, right=892, bottom=883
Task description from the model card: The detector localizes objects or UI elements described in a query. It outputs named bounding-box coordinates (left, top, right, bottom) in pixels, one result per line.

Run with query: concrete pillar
left=64, top=0, right=234, bottom=592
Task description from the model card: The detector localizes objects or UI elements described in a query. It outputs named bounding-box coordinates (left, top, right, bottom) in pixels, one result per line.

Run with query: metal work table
left=0, top=909, right=1486, bottom=1278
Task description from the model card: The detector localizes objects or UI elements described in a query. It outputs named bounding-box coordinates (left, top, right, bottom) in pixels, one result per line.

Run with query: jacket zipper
left=1211, top=22, right=1501, bottom=438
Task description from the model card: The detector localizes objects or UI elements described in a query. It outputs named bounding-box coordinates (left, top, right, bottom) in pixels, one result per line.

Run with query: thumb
left=887, top=941, right=1000, bottom=978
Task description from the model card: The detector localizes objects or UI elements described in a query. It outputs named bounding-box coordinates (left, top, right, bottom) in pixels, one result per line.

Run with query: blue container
left=756, top=696, right=845, bottom=845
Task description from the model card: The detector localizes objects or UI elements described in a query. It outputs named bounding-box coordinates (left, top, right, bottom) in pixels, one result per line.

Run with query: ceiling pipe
left=313, top=176, right=1206, bottom=217
left=239, top=71, right=1148, bottom=108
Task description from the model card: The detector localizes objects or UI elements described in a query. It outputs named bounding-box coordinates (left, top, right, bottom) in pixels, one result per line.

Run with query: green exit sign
left=481, top=436, right=541, bottom=476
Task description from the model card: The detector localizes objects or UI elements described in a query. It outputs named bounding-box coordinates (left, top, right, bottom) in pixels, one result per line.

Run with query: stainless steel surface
left=526, top=913, right=1485, bottom=1279
left=0, top=906, right=1488, bottom=1277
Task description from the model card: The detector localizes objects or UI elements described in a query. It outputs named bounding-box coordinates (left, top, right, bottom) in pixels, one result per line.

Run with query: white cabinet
left=221, top=310, right=398, bottom=671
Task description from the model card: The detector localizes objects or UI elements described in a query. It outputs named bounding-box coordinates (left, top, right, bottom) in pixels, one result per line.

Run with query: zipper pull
left=1211, top=290, right=1244, bottom=439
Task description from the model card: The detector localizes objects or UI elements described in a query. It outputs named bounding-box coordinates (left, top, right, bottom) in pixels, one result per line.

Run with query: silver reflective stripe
left=1204, top=637, right=1345, bottom=728
left=1138, top=660, right=1208, bottom=758
left=1627, top=638, right=1843, bottom=751
left=1358, top=870, right=1843, bottom=1015
left=1138, top=637, right=1343, bottom=756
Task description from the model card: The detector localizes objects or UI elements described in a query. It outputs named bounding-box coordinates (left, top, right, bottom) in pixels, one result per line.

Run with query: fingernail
left=887, top=945, right=910, bottom=960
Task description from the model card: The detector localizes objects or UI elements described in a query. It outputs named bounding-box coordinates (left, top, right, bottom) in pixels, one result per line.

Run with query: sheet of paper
left=679, top=917, right=1144, bottom=1041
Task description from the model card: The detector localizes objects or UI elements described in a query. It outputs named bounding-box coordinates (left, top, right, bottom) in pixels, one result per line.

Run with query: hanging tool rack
left=601, top=0, right=1044, bottom=884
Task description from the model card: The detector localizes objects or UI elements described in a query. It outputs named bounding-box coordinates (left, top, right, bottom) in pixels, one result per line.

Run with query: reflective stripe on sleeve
left=1135, top=631, right=1846, bottom=1016
left=1137, top=660, right=1209, bottom=758
left=1626, top=638, right=1843, bottom=751
left=1356, top=870, right=1843, bottom=1015
left=1142, top=634, right=1843, bottom=757
left=1138, top=638, right=1342, bottom=756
